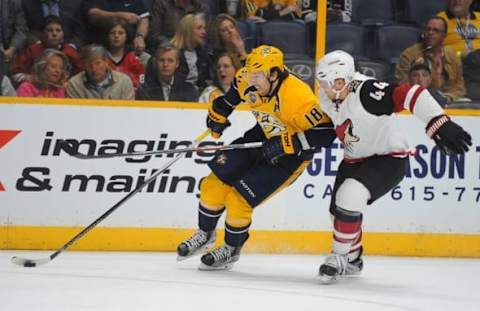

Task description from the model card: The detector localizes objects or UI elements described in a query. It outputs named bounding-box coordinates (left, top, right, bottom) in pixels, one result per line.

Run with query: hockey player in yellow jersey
left=176, top=45, right=336, bottom=270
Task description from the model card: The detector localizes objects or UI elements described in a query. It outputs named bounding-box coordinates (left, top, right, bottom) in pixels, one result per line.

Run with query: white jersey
left=319, top=73, right=415, bottom=162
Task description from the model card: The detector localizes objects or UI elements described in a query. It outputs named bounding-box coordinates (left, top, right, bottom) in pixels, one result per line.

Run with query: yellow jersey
left=233, top=67, right=330, bottom=139
left=437, top=11, right=480, bottom=57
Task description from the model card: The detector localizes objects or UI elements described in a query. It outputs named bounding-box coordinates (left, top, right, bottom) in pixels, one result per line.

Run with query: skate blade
left=345, top=269, right=362, bottom=276
left=319, top=273, right=340, bottom=284
left=198, top=262, right=234, bottom=271
left=176, top=243, right=215, bottom=262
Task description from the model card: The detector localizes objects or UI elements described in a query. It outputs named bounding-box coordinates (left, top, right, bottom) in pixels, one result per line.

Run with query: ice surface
left=1, top=251, right=479, bottom=311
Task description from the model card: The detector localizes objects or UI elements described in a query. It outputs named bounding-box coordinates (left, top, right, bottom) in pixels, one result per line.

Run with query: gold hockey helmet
left=245, top=45, right=284, bottom=76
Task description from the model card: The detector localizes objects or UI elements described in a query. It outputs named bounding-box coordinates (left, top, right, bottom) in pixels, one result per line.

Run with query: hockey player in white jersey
left=315, top=50, right=472, bottom=284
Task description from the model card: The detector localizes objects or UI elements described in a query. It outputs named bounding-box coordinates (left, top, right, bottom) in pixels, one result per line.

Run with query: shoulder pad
left=358, top=79, right=396, bottom=115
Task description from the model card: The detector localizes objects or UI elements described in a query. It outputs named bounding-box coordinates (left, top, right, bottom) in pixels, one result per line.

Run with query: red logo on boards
left=0, top=130, right=22, bottom=191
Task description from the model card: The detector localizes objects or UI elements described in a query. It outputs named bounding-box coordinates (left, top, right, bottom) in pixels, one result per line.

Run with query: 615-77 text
left=390, top=186, right=480, bottom=203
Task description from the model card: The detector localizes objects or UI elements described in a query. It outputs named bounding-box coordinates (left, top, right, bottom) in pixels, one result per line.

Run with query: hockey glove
left=206, top=96, right=235, bottom=138
left=262, top=132, right=301, bottom=165
left=426, top=115, right=472, bottom=155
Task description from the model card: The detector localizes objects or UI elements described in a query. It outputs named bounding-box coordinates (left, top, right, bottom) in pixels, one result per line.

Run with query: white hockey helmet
left=316, top=50, right=355, bottom=88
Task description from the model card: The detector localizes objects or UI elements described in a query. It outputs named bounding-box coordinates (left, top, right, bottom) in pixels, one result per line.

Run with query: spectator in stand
left=437, top=0, right=480, bottom=58
left=149, top=0, right=208, bottom=50
left=137, top=42, right=198, bottom=101
left=463, top=48, right=480, bottom=100
left=408, top=62, right=450, bottom=107
left=199, top=52, right=241, bottom=103
left=66, top=44, right=134, bottom=99
left=224, top=0, right=242, bottom=17
left=82, top=0, right=150, bottom=60
left=16, top=49, right=69, bottom=98
left=326, top=0, right=351, bottom=23
left=242, top=0, right=301, bottom=23
left=21, top=0, right=87, bottom=49
left=11, top=16, right=83, bottom=87
left=395, top=16, right=465, bottom=104
left=439, top=0, right=480, bottom=102
left=171, top=13, right=211, bottom=90
left=0, top=0, right=28, bottom=70
left=211, top=14, right=248, bottom=63
left=0, top=51, right=16, bottom=96
left=105, top=17, right=145, bottom=92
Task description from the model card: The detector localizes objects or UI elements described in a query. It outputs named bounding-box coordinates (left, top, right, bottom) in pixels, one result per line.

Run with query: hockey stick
left=11, top=129, right=211, bottom=268
left=62, top=141, right=264, bottom=160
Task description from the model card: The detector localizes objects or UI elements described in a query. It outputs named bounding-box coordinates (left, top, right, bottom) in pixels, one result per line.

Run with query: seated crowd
left=330, top=0, right=480, bottom=104
left=1, top=0, right=318, bottom=102
left=1, top=0, right=480, bottom=105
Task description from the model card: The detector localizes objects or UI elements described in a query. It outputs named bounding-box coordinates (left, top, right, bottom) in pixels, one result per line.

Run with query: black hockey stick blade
left=61, top=140, right=264, bottom=160
left=11, top=255, right=52, bottom=268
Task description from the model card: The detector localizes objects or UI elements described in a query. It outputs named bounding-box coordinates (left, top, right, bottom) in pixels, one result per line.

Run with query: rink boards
left=1, top=98, right=479, bottom=257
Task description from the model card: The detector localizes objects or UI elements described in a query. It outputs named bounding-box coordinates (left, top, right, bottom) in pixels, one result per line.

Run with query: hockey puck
left=24, top=262, right=36, bottom=268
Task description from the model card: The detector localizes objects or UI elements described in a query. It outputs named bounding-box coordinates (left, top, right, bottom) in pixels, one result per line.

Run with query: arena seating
left=351, top=0, right=395, bottom=26
left=259, top=21, right=308, bottom=56
left=236, top=20, right=255, bottom=52
left=284, top=55, right=315, bottom=88
left=326, top=23, right=369, bottom=58
left=355, top=59, right=394, bottom=82
left=374, top=24, right=422, bottom=64
left=402, top=0, right=448, bottom=26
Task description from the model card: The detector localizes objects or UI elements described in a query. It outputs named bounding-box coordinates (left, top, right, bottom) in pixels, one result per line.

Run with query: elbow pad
left=398, top=84, right=444, bottom=124
left=300, top=123, right=336, bottom=150
left=210, top=96, right=235, bottom=120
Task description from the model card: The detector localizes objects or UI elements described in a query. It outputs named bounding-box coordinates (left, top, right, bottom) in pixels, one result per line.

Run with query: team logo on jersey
left=215, top=153, right=227, bottom=165
left=244, top=87, right=263, bottom=107
left=260, top=46, right=272, bottom=56
left=336, top=119, right=359, bottom=151
left=349, top=80, right=362, bottom=93
left=252, top=111, right=285, bottom=136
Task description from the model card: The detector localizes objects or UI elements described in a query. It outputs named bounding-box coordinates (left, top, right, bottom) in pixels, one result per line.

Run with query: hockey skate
left=319, top=253, right=364, bottom=284
left=176, top=230, right=216, bottom=261
left=346, top=256, right=363, bottom=275
left=198, top=244, right=241, bottom=271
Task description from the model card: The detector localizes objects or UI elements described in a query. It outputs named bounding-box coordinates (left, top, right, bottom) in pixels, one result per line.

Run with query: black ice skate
left=198, top=244, right=241, bottom=271
left=176, top=230, right=215, bottom=261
